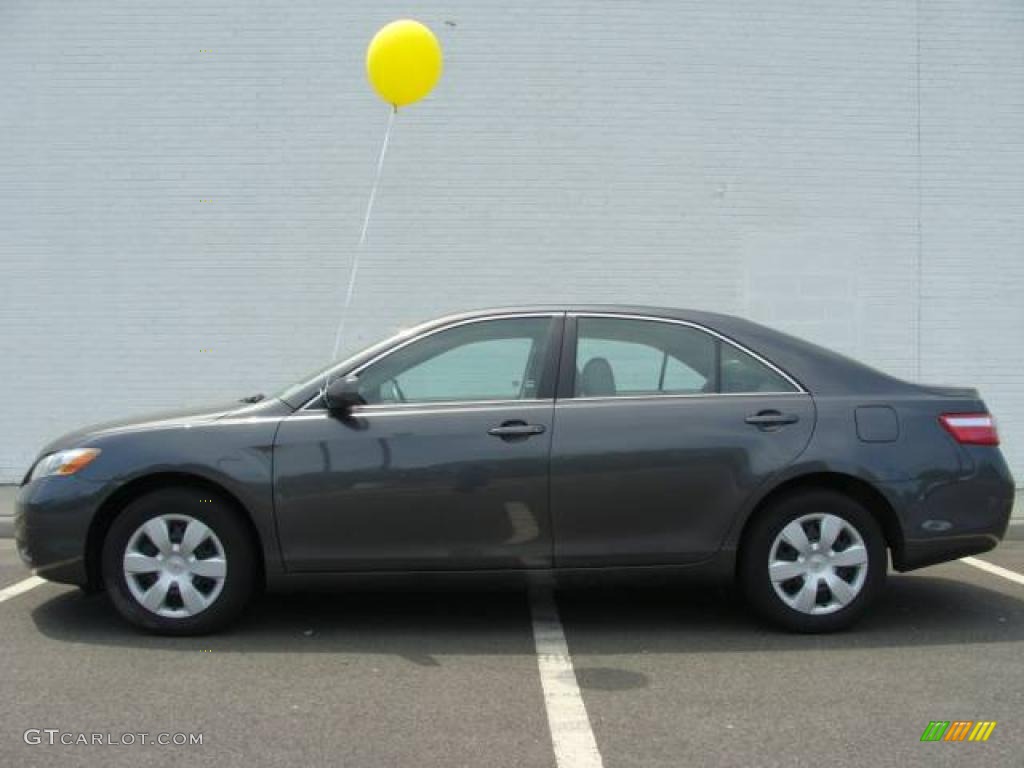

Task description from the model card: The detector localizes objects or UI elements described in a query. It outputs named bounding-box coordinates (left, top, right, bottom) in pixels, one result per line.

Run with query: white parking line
left=0, top=575, right=47, bottom=604
left=961, top=556, right=1024, bottom=587
left=529, top=588, right=604, bottom=768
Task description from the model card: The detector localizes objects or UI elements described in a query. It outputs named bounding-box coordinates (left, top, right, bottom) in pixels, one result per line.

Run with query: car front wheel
left=740, top=489, right=887, bottom=633
left=102, top=487, right=255, bottom=634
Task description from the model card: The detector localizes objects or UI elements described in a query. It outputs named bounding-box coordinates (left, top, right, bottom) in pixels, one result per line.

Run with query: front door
left=273, top=314, right=562, bottom=572
left=550, top=314, right=815, bottom=567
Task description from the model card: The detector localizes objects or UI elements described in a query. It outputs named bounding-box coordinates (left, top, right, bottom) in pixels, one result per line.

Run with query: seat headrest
left=578, top=357, right=616, bottom=397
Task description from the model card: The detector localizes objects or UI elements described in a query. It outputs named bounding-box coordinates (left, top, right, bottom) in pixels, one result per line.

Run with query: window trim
left=563, top=312, right=806, bottom=400
left=300, top=312, right=563, bottom=411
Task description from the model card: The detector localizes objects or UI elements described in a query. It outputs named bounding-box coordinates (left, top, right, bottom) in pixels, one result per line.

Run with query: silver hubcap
left=123, top=514, right=227, bottom=618
left=768, top=513, right=868, bottom=616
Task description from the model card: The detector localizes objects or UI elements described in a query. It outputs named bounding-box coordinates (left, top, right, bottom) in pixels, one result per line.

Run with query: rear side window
left=720, top=344, right=797, bottom=393
left=575, top=318, right=715, bottom=396
left=573, top=317, right=797, bottom=397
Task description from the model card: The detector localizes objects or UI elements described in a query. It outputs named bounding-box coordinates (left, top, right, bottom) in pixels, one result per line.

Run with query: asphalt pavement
left=0, top=486, right=17, bottom=538
left=1, top=529, right=1023, bottom=767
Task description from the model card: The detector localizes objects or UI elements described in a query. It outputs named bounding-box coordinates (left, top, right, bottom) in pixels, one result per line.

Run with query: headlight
left=28, top=448, right=102, bottom=482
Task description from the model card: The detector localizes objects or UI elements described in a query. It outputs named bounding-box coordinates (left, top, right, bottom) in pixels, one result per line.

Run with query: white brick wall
left=1, top=1, right=1021, bottom=485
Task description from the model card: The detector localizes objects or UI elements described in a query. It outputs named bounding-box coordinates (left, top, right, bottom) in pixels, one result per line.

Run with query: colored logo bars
left=920, top=721, right=997, bottom=742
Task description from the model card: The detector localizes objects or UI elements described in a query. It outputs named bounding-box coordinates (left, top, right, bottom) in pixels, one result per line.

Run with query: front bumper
left=14, top=475, right=106, bottom=587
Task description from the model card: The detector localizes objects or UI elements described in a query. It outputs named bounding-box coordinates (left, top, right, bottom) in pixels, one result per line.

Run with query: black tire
left=739, top=489, right=887, bottom=633
left=102, top=487, right=256, bottom=635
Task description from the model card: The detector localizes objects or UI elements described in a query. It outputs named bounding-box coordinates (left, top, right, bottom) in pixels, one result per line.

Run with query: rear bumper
left=14, top=476, right=105, bottom=587
left=892, top=449, right=1015, bottom=572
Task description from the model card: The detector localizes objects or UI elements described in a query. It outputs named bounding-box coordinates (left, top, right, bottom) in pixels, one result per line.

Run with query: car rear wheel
left=102, top=487, right=255, bottom=634
left=739, top=489, right=887, bottom=633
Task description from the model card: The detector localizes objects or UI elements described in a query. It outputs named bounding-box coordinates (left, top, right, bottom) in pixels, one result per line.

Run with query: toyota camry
left=15, top=306, right=1015, bottom=634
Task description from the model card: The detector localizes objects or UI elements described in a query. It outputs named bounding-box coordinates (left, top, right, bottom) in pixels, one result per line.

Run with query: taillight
left=939, top=413, right=1000, bottom=446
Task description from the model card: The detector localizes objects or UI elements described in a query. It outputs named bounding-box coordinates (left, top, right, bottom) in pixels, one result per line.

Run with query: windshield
left=273, top=325, right=422, bottom=407
left=273, top=360, right=344, bottom=405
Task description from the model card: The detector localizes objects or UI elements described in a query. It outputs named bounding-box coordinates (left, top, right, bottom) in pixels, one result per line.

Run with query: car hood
left=38, top=400, right=251, bottom=456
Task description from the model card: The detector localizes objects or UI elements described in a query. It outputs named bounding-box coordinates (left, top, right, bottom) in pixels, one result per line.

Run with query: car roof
left=432, top=305, right=911, bottom=393
left=430, top=304, right=737, bottom=324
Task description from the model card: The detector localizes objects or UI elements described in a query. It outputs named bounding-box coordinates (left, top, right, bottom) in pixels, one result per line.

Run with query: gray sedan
left=14, top=306, right=1015, bottom=634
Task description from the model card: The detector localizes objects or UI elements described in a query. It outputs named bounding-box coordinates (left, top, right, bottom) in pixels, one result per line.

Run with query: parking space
left=965, top=536, right=1024, bottom=574
left=1, top=542, right=1022, bottom=767
left=558, top=555, right=1024, bottom=767
left=0, top=541, right=30, bottom=588
left=0, top=579, right=554, bottom=767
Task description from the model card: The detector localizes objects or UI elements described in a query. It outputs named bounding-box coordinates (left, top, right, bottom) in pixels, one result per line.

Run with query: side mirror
left=324, top=375, right=365, bottom=415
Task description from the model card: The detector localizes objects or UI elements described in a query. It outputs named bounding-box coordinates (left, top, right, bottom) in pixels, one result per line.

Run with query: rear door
left=550, top=313, right=815, bottom=566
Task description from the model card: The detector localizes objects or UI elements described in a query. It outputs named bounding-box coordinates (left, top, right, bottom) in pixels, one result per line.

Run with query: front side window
left=573, top=317, right=797, bottom=397
left=355, top=317, right=554, bottom=405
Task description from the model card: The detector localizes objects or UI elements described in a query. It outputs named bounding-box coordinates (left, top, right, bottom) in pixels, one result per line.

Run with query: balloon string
left=331, top=106, right=397, bottom=360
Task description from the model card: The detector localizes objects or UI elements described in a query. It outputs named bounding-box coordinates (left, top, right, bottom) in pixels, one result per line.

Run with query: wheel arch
left=736, top=471, right=905, bottom=575
left=85, top=471, right=266, bottom=591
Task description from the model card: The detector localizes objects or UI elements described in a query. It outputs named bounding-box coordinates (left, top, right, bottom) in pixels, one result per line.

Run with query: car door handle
left=745, top=411, right=799, bottom=427
left=488, top=422, right=546, bottom=438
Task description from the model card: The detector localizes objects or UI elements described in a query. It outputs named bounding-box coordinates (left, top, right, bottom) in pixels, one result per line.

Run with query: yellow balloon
left=366, top=20, right=443, bottom=108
